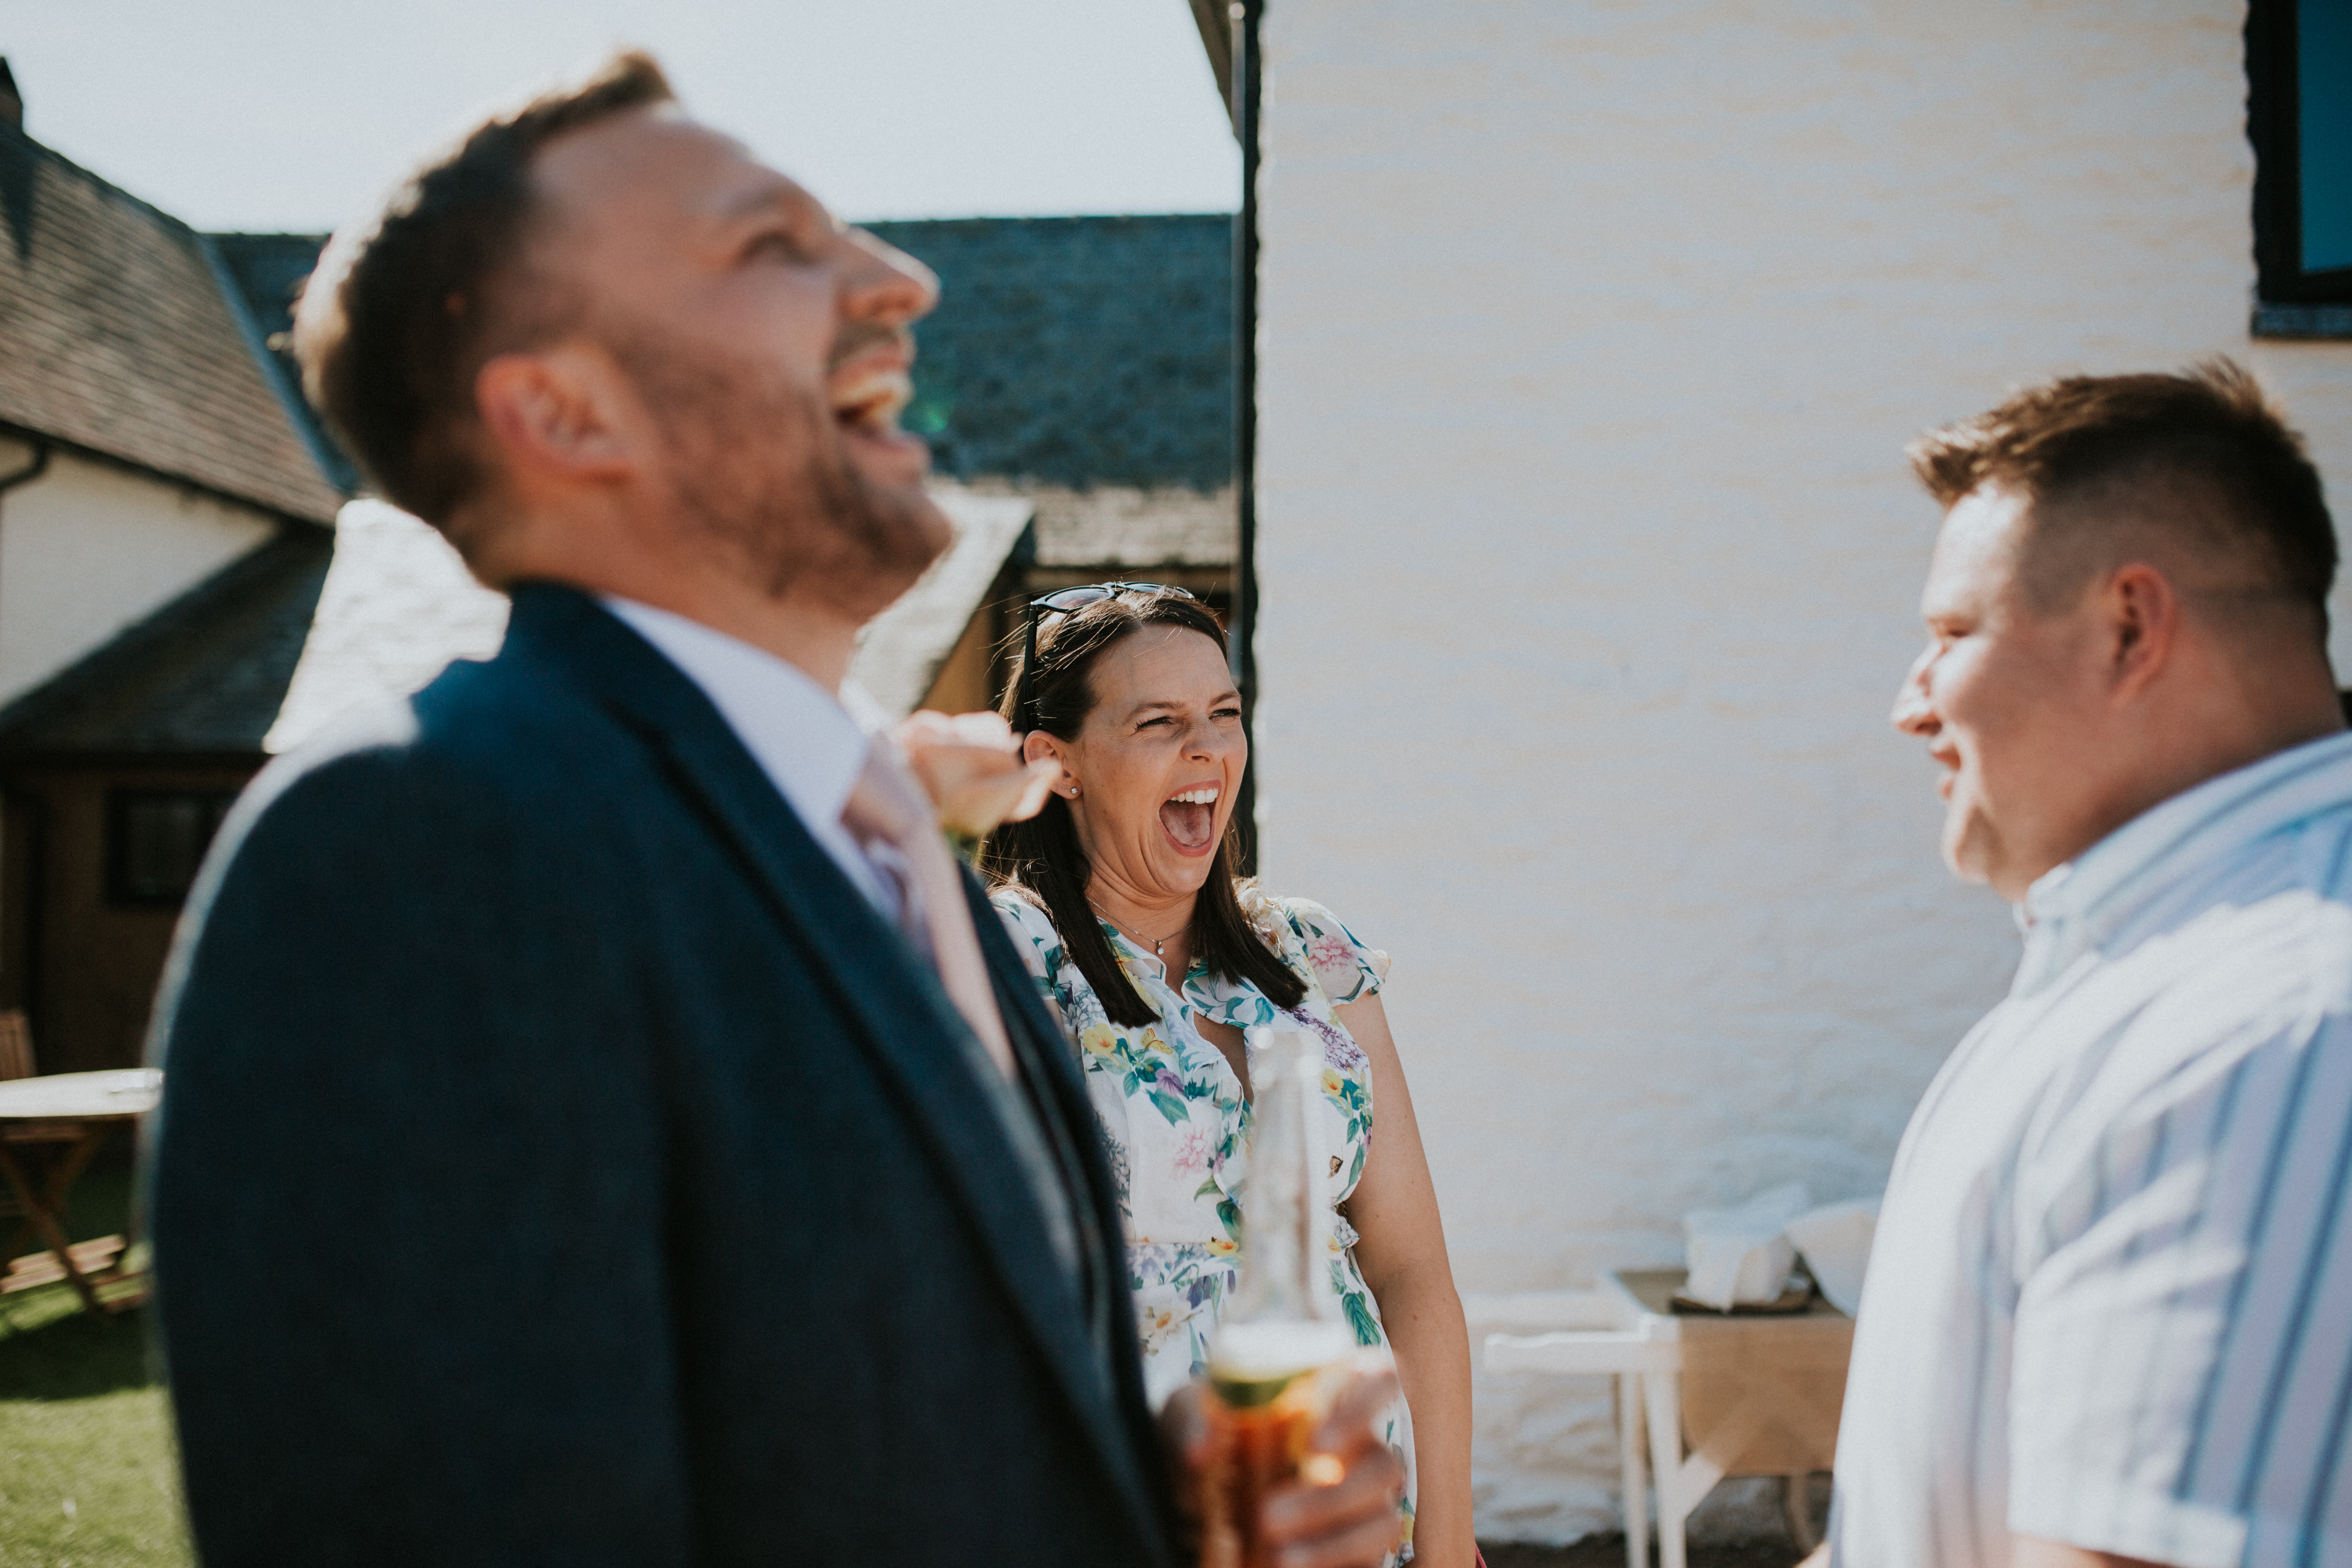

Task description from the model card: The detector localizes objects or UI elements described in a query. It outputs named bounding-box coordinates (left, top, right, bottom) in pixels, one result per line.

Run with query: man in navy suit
left=147, top=51, right=1404, bottom=1567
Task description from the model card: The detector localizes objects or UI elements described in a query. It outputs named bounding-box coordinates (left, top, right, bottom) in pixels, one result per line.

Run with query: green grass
left=0, top=1160, right=194, bottom=1567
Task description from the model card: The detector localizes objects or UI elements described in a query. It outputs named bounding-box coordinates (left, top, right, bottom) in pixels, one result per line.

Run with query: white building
left=0, top=66, right=341, bottom=708
left=1218, top=0, right=2352, bottom=1542
left=0, top=63, right=346, bottom=1076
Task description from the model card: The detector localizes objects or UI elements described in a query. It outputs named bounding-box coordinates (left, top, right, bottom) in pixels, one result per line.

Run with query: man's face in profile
left=1892, top=486, right=2111, bottom=901
left=527, top=106, right=951, bottom=613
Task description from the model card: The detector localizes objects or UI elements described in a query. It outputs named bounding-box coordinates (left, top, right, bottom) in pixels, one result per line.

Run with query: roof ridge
left=0, top=117, right=207, bottom=249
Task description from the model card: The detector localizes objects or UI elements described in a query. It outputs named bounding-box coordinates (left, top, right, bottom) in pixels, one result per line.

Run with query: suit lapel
left=971, top=884, right=1127, bottom=1305
left=970, top=882, right=1170, bottom=1457
left=506, top=587, right=1167, bottom=1551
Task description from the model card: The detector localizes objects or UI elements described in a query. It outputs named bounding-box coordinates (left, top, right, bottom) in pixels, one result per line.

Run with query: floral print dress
left=993, top=888, right=1417, bottom=1559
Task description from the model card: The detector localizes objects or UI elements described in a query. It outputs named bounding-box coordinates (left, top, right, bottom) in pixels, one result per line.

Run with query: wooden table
left=0, top=1068, right=160, bottom=1314
left=1485, top=1267, right=1854, bottom=1568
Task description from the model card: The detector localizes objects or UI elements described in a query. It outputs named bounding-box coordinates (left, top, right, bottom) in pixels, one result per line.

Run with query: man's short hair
left=1907, top=360, right=2337, bottom=632
left=293, top=51, right=675, bottom=539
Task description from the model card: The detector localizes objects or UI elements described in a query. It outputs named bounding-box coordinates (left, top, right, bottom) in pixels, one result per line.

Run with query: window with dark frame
left=2250, top=0, right=2352, bottom=332
left=106, top=790, right=236, bottom=907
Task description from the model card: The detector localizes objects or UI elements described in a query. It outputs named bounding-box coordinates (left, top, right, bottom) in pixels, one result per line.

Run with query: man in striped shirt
left=1829, top=362, right=2352, bottom=1568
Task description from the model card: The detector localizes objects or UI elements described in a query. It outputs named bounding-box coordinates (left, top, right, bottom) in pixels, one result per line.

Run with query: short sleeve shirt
left=1830, top=733, right=2352, bottom=1568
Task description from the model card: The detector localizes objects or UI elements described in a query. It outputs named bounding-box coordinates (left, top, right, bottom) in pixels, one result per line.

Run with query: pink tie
left=841, top=738, right=1018, bottom=1080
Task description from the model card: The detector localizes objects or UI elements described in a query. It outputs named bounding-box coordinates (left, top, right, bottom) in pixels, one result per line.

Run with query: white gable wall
left=0, top=439, right=280, bottom=706
left=1252, top=0, right=2352, bottom=1541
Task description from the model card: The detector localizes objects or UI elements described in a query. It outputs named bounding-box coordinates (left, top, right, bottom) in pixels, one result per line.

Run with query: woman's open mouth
left=1160, top=784, right=1220, bottom=855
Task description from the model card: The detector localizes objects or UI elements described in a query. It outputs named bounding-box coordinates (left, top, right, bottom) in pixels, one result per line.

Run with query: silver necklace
left=1090, top=901, right=1192, bottom=958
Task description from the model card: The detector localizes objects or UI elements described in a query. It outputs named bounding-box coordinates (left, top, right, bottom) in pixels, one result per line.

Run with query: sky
left=0, top=0, right=1240, bottom=232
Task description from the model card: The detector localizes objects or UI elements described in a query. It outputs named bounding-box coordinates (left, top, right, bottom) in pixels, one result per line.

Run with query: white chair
left=1486, top=1325, right=1681, bottom=1568
left=1485, top=1269, right=1845, bottom=1568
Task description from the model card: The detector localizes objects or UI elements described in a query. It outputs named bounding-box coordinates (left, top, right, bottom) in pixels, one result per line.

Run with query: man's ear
left=2103, top=562, right=2180, bottom=696
left=474, top=346, right=636, bottom=484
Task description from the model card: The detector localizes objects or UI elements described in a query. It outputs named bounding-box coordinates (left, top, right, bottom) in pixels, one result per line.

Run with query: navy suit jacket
left=148, top=584, right=1175, bottom=1566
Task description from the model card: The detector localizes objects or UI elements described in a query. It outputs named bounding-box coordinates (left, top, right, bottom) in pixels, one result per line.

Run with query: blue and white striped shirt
left=1831, top=731, right=2352, bottom=1568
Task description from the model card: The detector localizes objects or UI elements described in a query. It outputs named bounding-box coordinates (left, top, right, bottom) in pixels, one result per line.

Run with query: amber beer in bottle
left=1199, top=1028, right=1357, bottom=1568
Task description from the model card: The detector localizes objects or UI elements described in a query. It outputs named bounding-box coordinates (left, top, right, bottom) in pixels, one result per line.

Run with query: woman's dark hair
left=979, top=590, right=1306, bottom=1028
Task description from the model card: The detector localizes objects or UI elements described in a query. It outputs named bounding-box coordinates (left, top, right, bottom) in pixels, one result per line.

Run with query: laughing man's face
left=527, top=106, right=951, bottom=614
left=1891, top=485, right=2113, bottom=902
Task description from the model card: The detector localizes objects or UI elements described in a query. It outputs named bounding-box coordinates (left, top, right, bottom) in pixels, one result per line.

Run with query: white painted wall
left=0, top=441, right=278, bottom=706
left=265, top=500, right=510, bottom=755
left=1252, top=0, right=2352, bottom=1542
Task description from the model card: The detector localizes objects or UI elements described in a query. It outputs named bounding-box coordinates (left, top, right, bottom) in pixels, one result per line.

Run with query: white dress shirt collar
left=2015, top=728, right=2352, bottom=993
left=599, top=596, right=892, bottom=910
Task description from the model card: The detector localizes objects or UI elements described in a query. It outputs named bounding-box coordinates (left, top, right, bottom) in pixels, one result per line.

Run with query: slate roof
left=204, top=217, right=1239, bottom=503
left=0, top=527, right=332, bottom=756
left=0, top=122, right=344, bottom=524
left=0, top=212, right=1241, bottom=760
left=864, top=215, right=1234, bottom=493
left=209, top=232, right=360, bottom=492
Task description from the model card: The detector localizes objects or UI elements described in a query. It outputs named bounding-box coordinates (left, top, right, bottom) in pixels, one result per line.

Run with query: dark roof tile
left=0, top=126, right=343, bottom=523
left=0, top=528, right=330, bottom=756
left=865, top=215, right=1233, bottom=492
left=187, top=217, right=1236, bottom=502
left=208, top=231, right=358, bottom=492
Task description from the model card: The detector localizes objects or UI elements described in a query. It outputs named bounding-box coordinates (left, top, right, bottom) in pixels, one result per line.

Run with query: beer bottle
left=1200, top=1026, right=1358, bottom=1568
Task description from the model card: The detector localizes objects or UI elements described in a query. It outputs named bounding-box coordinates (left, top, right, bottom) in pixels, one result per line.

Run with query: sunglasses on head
left=1015, top=582, right=1199, bottom=731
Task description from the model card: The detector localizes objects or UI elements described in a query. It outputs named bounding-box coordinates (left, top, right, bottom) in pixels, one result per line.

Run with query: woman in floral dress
left=978, top=585, right=1473, bottom=1568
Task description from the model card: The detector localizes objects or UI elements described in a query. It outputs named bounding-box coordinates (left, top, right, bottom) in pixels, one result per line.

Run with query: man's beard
left=606, top=325, right=949, bottom=614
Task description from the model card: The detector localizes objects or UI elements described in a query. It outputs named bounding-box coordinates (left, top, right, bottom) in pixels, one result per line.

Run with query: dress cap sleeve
left=1279, top=896, right=1388, bottom=1006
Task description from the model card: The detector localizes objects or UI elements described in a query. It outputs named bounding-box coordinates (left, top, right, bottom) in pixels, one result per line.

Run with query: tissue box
left=1681, top=1182, right=1811, bottom=1311
left=1786, top=1198, right=1879, bottom=1318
